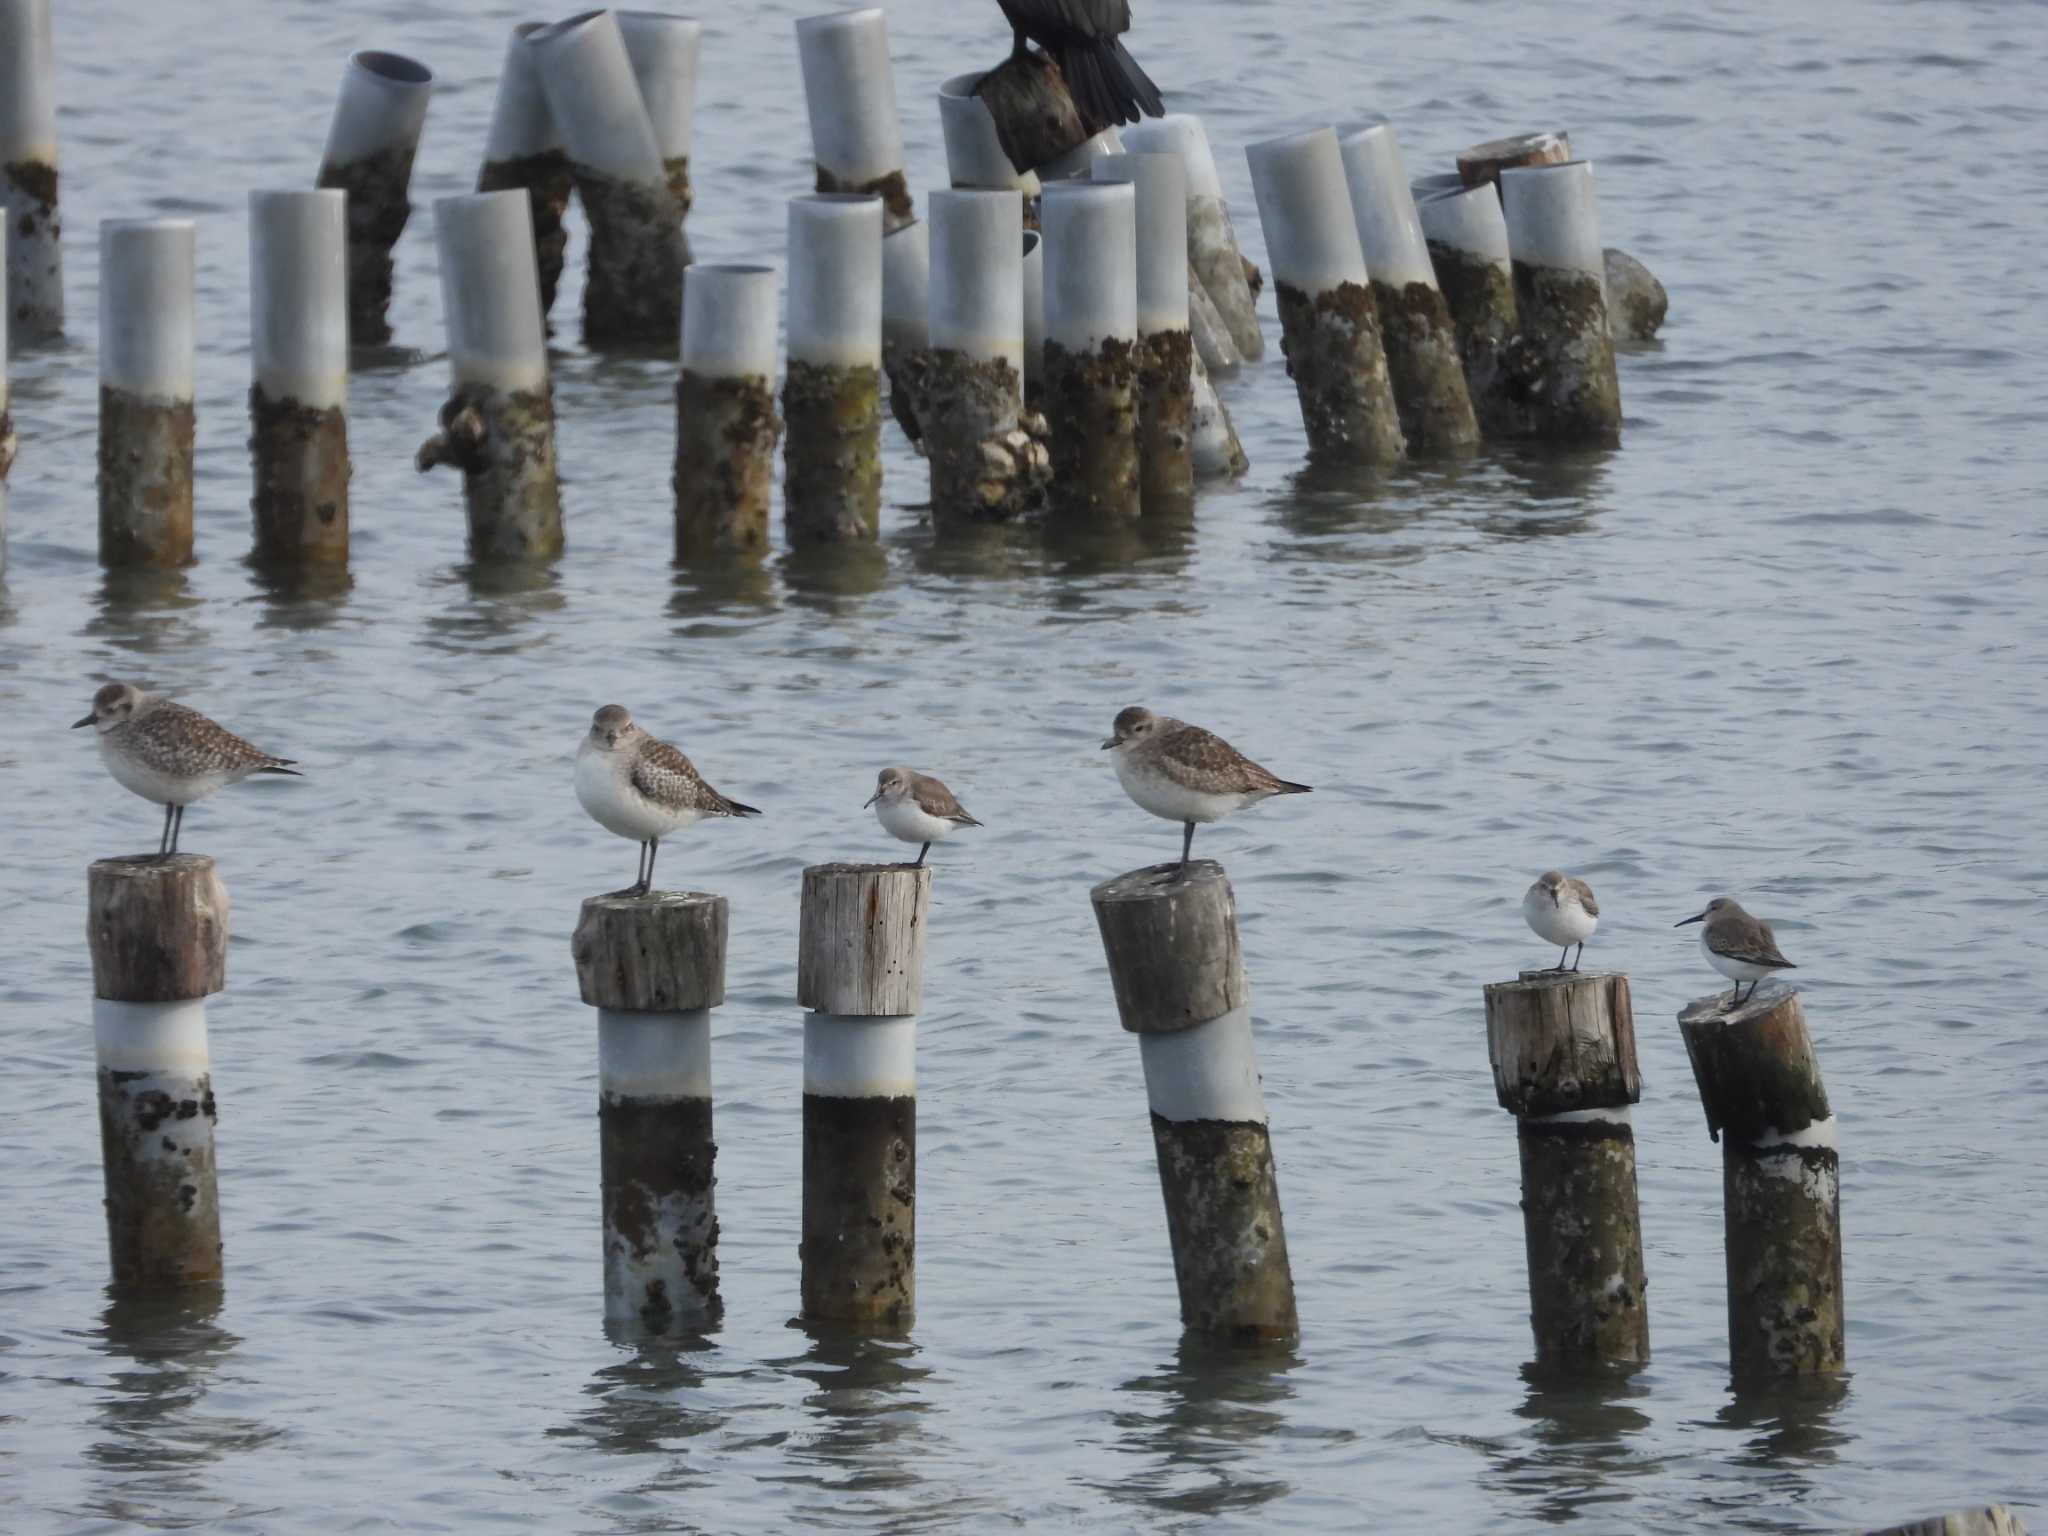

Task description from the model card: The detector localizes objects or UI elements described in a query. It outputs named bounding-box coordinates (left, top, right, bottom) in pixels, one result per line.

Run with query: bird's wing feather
left=141, top=703, right=293, bottom=773
left=634, top=739, right=750, bottom=816
left=912, top=773, right=980, bottom=825
left=1569, top=878, right=1600, bottom=917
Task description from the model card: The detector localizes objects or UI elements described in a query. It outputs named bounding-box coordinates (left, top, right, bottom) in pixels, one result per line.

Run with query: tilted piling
left=795, top=9, right=913, bottom=231
left=476, top=22, right=574, bottom=322
left=1500, top=161, right=1622, bottom=443
left=1124, top=115, right=1262, bottom=361
left=1416, top=183, right=1531, bottom=439
left=1095, top=153, right=1196, bottom=508
left=317, top=50, right=434, bottom=347
left=617, top=11, right=702, bottom=233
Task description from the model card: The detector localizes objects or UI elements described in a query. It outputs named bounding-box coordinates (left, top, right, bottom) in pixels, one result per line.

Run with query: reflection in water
left=1101, top=1337, right=1305, bottom=1518
left=84, top=566, right=209, bottom=653
left=1482, top=1362, right=1654, bottom=1525
left=773, top=1319, right=933, bottom=1506
left=420, top=561, right=565, bottom=652
left=85, top=1286, right=279, bottom=1525
left=780, top=540, right=892, bottom=607
left=670, top=554, right=778, bottom=626
left=248, top=560, right=354, bottom=632
left=1487, top=441, right=1618, bottom=525
left=910, top=516, right=1042, bottom=582
left=1718, top=1374, right=1851, bottom=1466
left=553, top=1334, right=723, bottom=1473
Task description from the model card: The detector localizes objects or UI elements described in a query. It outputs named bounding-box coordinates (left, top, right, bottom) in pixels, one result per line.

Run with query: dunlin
left=575, top=705, right=760, bottom=895
left=72, top=681, right=300, bottom=856
left=864, top=767, right=982, bottom=867
left=1675, top=896, right=1797, bottom=1006
left=1523, top=869, right=1599, bottom=972
left=1101, top=706, right=1310, bottom=878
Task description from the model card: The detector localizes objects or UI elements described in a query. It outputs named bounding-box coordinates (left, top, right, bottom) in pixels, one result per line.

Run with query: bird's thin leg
left=1732, top=980, right=1749, bottom=1007
left=915, top=843, right=929, bottom=868
left=158, top=803, right=174, bottom=858
left=170, top=805, right=184, bottom=856
left=644, top=839, right=660, bottom=894
left=1554, top=946, right=1570, bottom=972
left=1178, top=822, right=1195, bottom=881
left=1570, top=942, right=1584, bottom=973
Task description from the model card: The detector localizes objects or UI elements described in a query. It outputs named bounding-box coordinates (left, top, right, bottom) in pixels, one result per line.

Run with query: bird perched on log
left=997, top=0, right=1164, bottom=134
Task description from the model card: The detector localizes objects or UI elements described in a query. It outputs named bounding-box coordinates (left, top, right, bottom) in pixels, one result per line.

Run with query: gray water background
left=3, top=0, right=2046, bottom=1529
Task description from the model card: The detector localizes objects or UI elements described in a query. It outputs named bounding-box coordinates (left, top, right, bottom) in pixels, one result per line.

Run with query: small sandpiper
left=574, top=705, right=760, bottom=895
left=1675, top=896, right=1797, bottom=1006
left=865, top=767, right=982, bottom=868
left=1523, top=869, right=1599, bottom=972
left=72, top=681, right=300, bottom=856
left=1101, top=706, right=1311, bottom=879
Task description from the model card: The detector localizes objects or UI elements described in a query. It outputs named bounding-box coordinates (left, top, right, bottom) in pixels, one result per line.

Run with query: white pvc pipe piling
left=321, top=48, right=434, bottom=166
left=1338, top=124, right=1433, bottom=287
left=803, top=1015, right=917, bottom=1099
left=319, top=50, right=434, bottom=346
left=682, top=264, right=780, bottom=380
left=483, top=22, right=555, bottom=164
left=795, top=7, right=911, bottom=226
left=1500, top=159, right=1621, bottom=439
left=599, top=1008, right=712, bottom=1099
left=100, top=219, right=196, bottom=402
left=250, top=191, right=349, bottom=410
left=617, top=12, right=702, bottom=177
left=1415, top=181, right=1522, bottom=438
left=1040, top=179, right=1137, bottom=354
left=479, top=23, right=575, bottom=322
left=939, top=71, right=1040, bottom=195
left=1039, top=180, right=1141, bottom=519
left=1500, top=160, right=1608, bottom=290
left=1188, top=346, right=1246, bottom=478
left=1247, top=127, right=1405, bottom=463
left=1186, top=266, right=1239, bottom=372
left=1124, top=113, right=1261, bottom=360
left=0, top=0, right=62, bottom=337
left=787, top=194, right=882, bottom=369
left=531, top=12, right=665, bottom=183
left=881, top=218, right=929, bottom=357
left=1411, top=171, right=1466, bottom=204
left=1037, top=125, right=1122, bottom=183
left=1020, top=229, right=1044, bottom=394
left=1093, top=153, right=1188, bottom=336
left=435, top=194, right=549, bottom=394
left=929, top=189, right=1024, bottom=376
left=1418, top=180, right=1514, bottom=267
left=1138, top=1006, right=1268, bottom=1125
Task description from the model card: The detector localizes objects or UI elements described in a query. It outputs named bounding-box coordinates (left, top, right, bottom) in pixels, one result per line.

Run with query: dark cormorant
left=996, top=0, right=1164, bottom=133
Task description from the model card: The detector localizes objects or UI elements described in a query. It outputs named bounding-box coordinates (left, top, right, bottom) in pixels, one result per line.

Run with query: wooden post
left=86, top=855, right=229, bottom=1293
left=1679, top=985, right=1845, bottom=1380
left=1483, top=970, right=1649, bottom=1369
left=1456, top=130, right=1573, bottom=191
left=1860, top=1509, right=2028, bottom=1536
left=1091, top=861, right=1297, bottom=1343
left=797, top=862, right=928, bottom=1328
left=571, top=891, right=728, bottom=1334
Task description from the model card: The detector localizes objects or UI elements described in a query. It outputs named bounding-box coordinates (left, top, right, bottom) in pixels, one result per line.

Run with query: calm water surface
left=3, top=0, right=2045, bottom=1530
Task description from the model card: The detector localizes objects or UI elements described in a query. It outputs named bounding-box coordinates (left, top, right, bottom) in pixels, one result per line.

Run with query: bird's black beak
left=1099, top=737, right=1116, bottom=750
left=862, top=791, right=879, bottom=809
left=71, top=713, right=95, bottom=729
left=1675, top=911, right=1706, bottom=927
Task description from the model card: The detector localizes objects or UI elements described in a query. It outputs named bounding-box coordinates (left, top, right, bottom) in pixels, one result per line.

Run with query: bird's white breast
left=1523, top=885, right=1597, bottom=947
left=576, top=744, right=691, bottom=842
left=876, top=796, right=956, bottom=845
left=99, top=731, right=229, bottom=807
left=1113, top=751, right=1246, bottom=825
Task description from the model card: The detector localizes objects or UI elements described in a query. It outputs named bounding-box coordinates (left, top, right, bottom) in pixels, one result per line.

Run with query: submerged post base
left=1043, top=338, right=1140, bottom=521
left=674, top=370, right=778, bottom=559
left=478, top=150, right=575, bottom=321
left=1273, top=281, right=1405, bottom=465
left=574, top=167, right=685, bottom=350
left=416, top=382, right=563, bottom=562
left=782, top=360, right=881, bottom=545
left=250, top=384, right=350, bottom=565
left=99, top=387, right=195, bottom=570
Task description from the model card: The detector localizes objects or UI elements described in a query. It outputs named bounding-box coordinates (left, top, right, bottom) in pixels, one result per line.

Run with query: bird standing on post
left=73, top=682, right=300, bottom=857
left=1102, top=706, right=1310, bottom=880
left=574, top=705, right=761, bottom=897
left=996, top=0, right=1164, bottom=134
left=1523, top=869, right=1599, bottom=972
left=865, top=767, right=983, bottom=868
left=1675, top=896, right=1798, bottom=1006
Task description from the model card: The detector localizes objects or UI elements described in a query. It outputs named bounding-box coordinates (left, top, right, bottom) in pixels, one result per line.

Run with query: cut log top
left=1090, top=860, right=1246, bottom=1035
left=1482, top=969, right=1638, bottom=1117
left=1678, top=984, right=1830, bottom=1145
left=573, top=890, right=728, bottom=1012
left=798, top=862, right=931, bottom=1016
left=87, top=854, right=230, bottom=1003
left=1457, top=130, right=1573, bottom=190
left=1860, top=1509, right=2029, bottom=1536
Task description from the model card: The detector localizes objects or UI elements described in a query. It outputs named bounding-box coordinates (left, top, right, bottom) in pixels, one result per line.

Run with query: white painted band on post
left=938, top=72, right=1038, bottom=193
left=433, top=192, right=548, bottom=393
left=617, top=11, right=702, bottom=163
left=483, top=23, right=555, bottom=162
left=1020, top=229, right=1044, bottom=387
left=1138, top=1005, right=1267, bottom=1125
left=1751, top=1114, right=1838, bottom=1151
left=93, top=997, right=211, bottom=1074
left=532, top=10, right=666, bottom=184
left=1037, top=125, right=1122, bottom=182
left=803, top=1013, right=916, bottom=1098
left=1338, top=123, right=1435, bottom=288
left=597, top=1007, right=711, bottom=1100
left=1121, top=114, right=1222, bottom=200
left=881, top=218, right=929, bottom=351
left=98, top=220, right=195, bottom=400
left=249, top=190, right=349, bottom=408
left=1247, top=127, right=1369, bottom=297
left=1416, top=182, right=1512, bottom=267
left=928, top=189, right=1022, bottom=372
left=795, top=7, right=904, bottom=186
left=787, top=194, right=882, bottom=368
left=321, top=50, right=434, bottom=165
left=1093, top=153, right=1188, bottom=336
left=0, top=0, right=58, bottom=157
left=1040, top=180, right=1136, bottom=351
left=1500, top=160, right=1606, bottom=282
left=683, top=263, right=779, bottom=378
left=1525, top=1105, right=1634, bottom=1128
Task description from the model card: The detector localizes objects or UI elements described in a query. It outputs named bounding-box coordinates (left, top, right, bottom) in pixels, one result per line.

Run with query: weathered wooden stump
left=971, top=49, right=1089, bottom=179
left=1859, top=1509, right=2028, bottom=1536
left=798, top=862, right=930, bottom=1328
left=573, top=890, right=728, bottom=1334
left=87, top=855, right=229, bottom=1293
left=1679, top=984, right=1845, bottom=1380
left=1456, top=130, right=1573, bottom=191
left=1483, top=969, right=1649, bottom=1369
left=1092, top=861, right=1297, bottom=1344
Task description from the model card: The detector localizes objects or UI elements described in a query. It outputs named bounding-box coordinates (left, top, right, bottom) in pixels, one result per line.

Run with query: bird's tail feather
left=1275, top=780, right=1312, bottom=795
left=1109, top=38, right=1164, bottom=119
left=1058, top=39, right=1162, bottom=132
